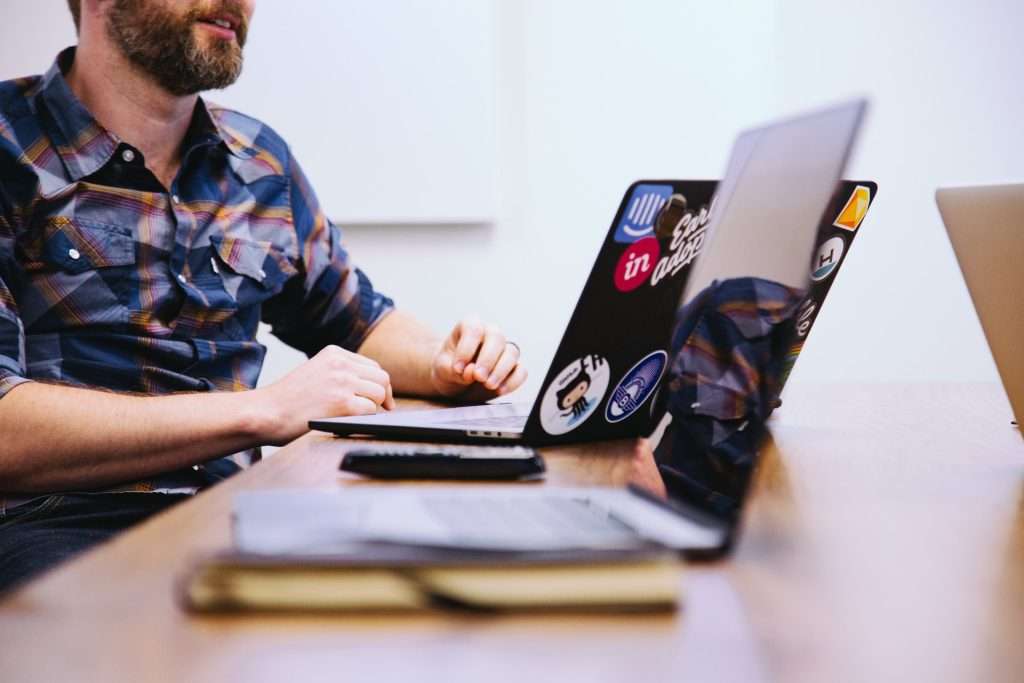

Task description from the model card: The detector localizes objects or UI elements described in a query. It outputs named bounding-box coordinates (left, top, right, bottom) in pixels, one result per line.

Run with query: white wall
left=216, top=1, right=498, bottom=225
left=329, top=0, right=780, bottom=400
left=1, top=1, right=77, bottom=76
left=3, top=0, right=1022, bottom=403
left=773, top=0, right=1024, bottom=386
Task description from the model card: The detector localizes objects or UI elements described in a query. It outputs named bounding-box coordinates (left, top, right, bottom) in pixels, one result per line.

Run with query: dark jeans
left=0, top=492, right=189, bottom=595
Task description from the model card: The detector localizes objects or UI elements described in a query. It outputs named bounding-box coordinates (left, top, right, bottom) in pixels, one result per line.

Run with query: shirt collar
left=38, top=47, right=119, bottom=181
left=37, top=47, right=252, bottom=182
left=190, top=98, right=256, bottom=160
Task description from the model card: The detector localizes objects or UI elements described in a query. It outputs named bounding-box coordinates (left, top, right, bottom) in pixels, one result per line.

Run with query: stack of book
left=179, top=544, right=682, bottom=613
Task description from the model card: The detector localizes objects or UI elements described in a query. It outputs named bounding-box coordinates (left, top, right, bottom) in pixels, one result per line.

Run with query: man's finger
left=484, top=343, right=519, bottom=390
left=496, top=364, right=528, bottom=396
left=349, top=363, right=391, bottom=388
left=353, top=379, right=387, bottom=409
left=452, top=319, right=484, bottom=372
left=472, top=327, right=506, bottom=383
left=341, top=395, right=379, bottom=416
left=433, top=350, right=473, bottom=387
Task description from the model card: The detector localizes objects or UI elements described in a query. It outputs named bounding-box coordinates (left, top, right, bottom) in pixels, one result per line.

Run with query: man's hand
left=628, top=438, right=668, bottom=499
left=253, top=345, right=395, bottom=445
left=430, top=317, right=527, bottom=401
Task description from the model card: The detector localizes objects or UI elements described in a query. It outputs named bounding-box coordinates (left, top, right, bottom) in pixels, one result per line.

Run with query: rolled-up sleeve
left=262, top=152, right=394, bottom=356
left=0, top=220, right=28, bottom=400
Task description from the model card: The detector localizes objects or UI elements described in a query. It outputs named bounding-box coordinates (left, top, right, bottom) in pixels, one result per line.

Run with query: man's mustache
left=188, top=1, right=251, bottom=47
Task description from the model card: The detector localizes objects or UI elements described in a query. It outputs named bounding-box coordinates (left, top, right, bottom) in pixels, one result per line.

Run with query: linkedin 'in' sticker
left=539, top=355, right=611, bottom=435
left=614, top=237, right=661, bottom=292
left=605, top=351, right=668, bottom=423
left=614, top=184, right=674, bottom=244
left=810, top=236, right=845, bottom=282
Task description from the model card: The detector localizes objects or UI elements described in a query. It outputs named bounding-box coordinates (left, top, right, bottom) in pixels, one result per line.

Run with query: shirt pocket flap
left=40, top=217, right=135, bottom=274
left=210, top=235, right=297, bottom=289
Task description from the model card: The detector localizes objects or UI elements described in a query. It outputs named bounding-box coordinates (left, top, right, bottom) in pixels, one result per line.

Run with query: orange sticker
left=833, top=185, right=871, bottom=231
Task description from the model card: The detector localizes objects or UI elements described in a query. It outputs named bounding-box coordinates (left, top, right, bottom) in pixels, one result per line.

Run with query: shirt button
left=121, top=148, right=136, bottom=163
left=172, top=194, right=181, bottom=205
left=177, top=273, right=187, bottom=285
left=68, top=248, right=81, bottom=260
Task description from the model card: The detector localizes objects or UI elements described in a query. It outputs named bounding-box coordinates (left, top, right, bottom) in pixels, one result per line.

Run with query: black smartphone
left=339, top=445, right=546, bottom=481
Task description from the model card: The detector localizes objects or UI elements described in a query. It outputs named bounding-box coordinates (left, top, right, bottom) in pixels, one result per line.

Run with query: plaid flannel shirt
left=657, top=277, right=804, bottom=515
left=0, top=48, right=394, bottom=496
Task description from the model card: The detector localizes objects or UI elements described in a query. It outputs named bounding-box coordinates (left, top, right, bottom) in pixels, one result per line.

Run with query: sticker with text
left=650, top=197, right=714, bottom=287
left=614, top=237, right=661, bottom=292
left=833, top=185, right=871, bottom=231
left=810, top=236, right=845, bottom=282
left=614, top=184, right=674, bottom=243
left=794, top=298, right=818, bottom=338
left=540, top=354, right=611, bottom=435
left=605, top=350, right=668, bottom=423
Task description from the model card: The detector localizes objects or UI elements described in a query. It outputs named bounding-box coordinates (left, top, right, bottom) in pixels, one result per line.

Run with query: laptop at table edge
left=936, top=183, right=1024, bottom=429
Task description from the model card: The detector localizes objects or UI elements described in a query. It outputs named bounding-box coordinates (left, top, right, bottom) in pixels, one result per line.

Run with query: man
left=0, top=0, right=526, bottom=591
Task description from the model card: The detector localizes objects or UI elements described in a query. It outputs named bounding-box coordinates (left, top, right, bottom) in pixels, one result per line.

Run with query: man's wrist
left=426, top=338, right=448, bottom=396
left=231, top=388, right=279, bottom=444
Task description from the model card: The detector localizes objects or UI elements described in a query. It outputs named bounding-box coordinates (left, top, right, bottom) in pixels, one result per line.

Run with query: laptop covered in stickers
left=310, top=132, right=877, bottom=448
left=263, top=100, right=871, bottom=559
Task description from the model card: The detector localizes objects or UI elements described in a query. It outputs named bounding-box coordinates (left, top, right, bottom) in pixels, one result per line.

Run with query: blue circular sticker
left=605, top=350, right=668, bottom=423
left=810, top=236, right=845, bottom=282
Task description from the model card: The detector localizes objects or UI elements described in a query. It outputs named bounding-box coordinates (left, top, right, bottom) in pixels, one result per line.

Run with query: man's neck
left=66, top=38, right=197, bottom=190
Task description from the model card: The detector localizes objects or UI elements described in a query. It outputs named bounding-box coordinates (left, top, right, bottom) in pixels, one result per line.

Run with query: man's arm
left=358, top=309, right=527, bottom=401
left=266, top=151, right=526, bottom=402
left=0, top=307, right=525, bottom=493
left=0, top=345, right=393, bottom=493
left=0, top=382, right=261, bottom=492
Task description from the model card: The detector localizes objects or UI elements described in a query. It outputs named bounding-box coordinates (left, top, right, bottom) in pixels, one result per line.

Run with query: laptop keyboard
left=422, top=495, right=643, bottom=548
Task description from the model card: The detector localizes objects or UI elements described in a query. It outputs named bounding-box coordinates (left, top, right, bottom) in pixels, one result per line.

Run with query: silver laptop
left=310, top=99, right=869, bottom=447
left=936, top=183, right=1024, bottom=429
left=240, top=100, right=868, bottom=557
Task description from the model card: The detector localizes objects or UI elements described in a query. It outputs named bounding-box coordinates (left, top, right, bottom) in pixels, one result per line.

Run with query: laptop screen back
left=639, top=100, right=867, bottom=549
left=683, top=101, right=867, bottom=305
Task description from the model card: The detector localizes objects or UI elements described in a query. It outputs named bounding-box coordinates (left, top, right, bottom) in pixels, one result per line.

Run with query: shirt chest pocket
left=16, top=217, right=137, bottom=329
left=206, top=235, right=297, bottom=308
left=20, top=217, right=135, bottom=272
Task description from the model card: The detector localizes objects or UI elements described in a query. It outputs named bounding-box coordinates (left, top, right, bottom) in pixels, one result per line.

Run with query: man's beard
left=106, top=0, right=249, bottom=96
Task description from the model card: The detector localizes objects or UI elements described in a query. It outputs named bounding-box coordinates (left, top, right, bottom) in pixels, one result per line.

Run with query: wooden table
left=2, top=382, right=1023, bottom=683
